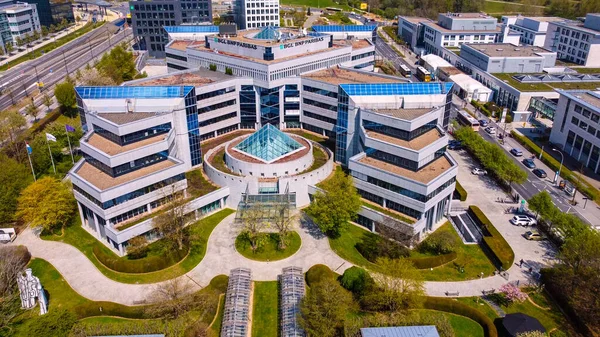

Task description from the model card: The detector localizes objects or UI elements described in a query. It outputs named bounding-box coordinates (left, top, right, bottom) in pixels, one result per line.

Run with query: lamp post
left=552, top=148, right=564, bottom=186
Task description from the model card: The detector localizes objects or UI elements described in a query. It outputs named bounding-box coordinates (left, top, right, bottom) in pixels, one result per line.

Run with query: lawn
left=304, top=145, right=329, bottom=172
left=328, top=222, right=496, bottom=281
left=209, top=295, right=226, bottom=337
left=235, top=231, right=301, bottom=261
left=252, top=281, right=279, bottom=337
left=200, top=130, right=253, bottom=154
left=186, top=168, right=219, bottom=198
left=280, top=0, right=353, bottom=10
left=209, top=148, right=240, bottom=176
left=493, top=73, right=600, bottom=92
left=413, top=309, right=484, bottom=337
left=501, top=292, right=573, bottom=335
left=455, top=297, right=499, bottom=321
left=286, top=129, right=335, bottom=152
left=41, top=208, right=235, bottom=284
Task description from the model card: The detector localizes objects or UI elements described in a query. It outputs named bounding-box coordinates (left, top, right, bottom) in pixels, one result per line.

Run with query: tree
left=31, top=30, right=40, bottom=42
left=0, top=247, right=31, bottom=332
left=25, top=308, right=77, bottom=337
left=126, top=235, right=148, bottom=259
left=340, top=266, right=375, bottom=297
left=96, top=43, right=136, bottom=84
left=25, top=99, right=39, bottom=121
left=41, top=26, right=49, bottom=37
left=76, top=15, right=82, bottom=23
left=299, top=277, right=355, bottom=337
left=272, top=202, right=295, bottom=249
left=0, top=109, right=26, bottom=163
left=307, top=6, right=311, bottom=15
left=49, top=24, right=56, bottom=33
left=499, top=283, right=527, bottom=304
left=16, top=177, right=76, bottom=232
left=15, top=37, right=23, bottom=47
left=305, top=168, right=361, bottom=238
left=418, top=230, right=458, bottom=255
left=79, top=67, right=117, bottom=86
left=527, top=191, right=553, bottom=219
left=42, top=93, right=53, bottom=112
left=209, top=64, right=217, bottom=71
left=153, top=189, right=189, bottom=250
left=54, top=80, right=77, bottom=116
left=146, top=278, right=195, bottom=319
left=225, top=67, right=233, bottom=75
left=238, top=203, right=269, bottom=251
left=0, top=154, right=32, bottom=224
left=362, top=258, right=425, bottom=312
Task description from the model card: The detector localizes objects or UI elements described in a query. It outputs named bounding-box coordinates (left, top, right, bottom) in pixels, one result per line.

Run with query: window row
left=198, top=99, right=237, bottom=114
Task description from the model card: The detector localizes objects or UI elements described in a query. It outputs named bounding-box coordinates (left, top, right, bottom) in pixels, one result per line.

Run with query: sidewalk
left=380, top=28, right=419, bottom=66
left=0, top=22, right=86, bottom=68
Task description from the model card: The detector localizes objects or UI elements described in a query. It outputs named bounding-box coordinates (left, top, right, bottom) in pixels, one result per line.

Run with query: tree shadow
left=298, top=213, right=326, bottom=240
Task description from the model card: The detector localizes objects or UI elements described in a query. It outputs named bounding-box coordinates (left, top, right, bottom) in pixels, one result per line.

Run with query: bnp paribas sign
left=280, top=36, right=325, bottom=50
left=214, top=37, right=258, bottom=50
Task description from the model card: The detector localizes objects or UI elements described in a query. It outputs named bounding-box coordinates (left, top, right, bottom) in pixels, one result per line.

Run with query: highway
left=0, top=23, right=132, bottom=112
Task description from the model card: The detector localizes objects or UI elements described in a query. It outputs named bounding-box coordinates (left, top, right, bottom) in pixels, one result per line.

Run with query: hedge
left=28, top=109, right=61, bottom=136
left=455, top=180, right=468, bottom=201
left=305, top=264, right=335, bottom=287
left=408, top=251, right=458, bottom=269
left=92, top=244, right=189, bottom=274
left=423, top=297, right=498, bottom=337
left=468, top=206, right=514, bottom=270
left=73, top=301, right=148, bottom=320
left=511, top=130, right=600, bottom=203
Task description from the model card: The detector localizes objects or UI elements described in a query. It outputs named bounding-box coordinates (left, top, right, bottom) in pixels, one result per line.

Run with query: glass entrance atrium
left=233, top=124, right=304, bottom=163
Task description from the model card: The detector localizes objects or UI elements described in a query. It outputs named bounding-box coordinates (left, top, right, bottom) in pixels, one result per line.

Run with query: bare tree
left=238, top=203, right=269, bottom=251
left=146, top=278, right=203, bottom=319
left=153, top=188, right=189, bottom=250
left=272, top=202, right=296, bottom=249
left=0, top=247, right=31, bottom=331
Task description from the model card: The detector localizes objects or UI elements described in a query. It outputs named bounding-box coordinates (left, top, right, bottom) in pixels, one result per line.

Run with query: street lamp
left=552, top=148, right=564, bottom=186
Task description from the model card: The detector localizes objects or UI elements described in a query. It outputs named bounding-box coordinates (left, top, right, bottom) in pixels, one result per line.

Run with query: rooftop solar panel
left=340, top=82, right=454, bottom=96
left=164, top=25, right=219, bottom=33
left=312, top=25, right=376, bottom=32
left=75, top=86, right=194, bottom=99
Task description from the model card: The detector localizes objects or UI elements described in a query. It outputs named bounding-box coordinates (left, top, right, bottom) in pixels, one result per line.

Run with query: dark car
left=533, top=168, right=547, bottom=178
left=522, top=158, right=536, bottom=169
left=448, top=140, right=462, bottom=150
left=510, top=148, right=523, bottom=157
left=479, top=119, right=489, bottom=127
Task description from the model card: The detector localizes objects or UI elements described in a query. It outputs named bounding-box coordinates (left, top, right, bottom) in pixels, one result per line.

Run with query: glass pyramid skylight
left=253, top=26, right=280, bottom=40
left=234, top=124, right=304, bottom=163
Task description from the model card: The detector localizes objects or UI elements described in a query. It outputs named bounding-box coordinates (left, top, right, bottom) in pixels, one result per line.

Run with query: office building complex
left=69, top=25, right=455, bottom=254
left=129, top=0, right=212, bottom=57
left=544, top=13, right=600, bottom=66
left=234, top=0, right=279, bottom=29
left=24, top=0, right=73, bottom=27
left=549, top=90, right=600, bottom=174
left=460, top=43, right=556, bottom=73
left=500, top=16, right=562, bottom=47
left=398, top=13, right=501, bottom=56
left=0, top=1, right=40, bottom=51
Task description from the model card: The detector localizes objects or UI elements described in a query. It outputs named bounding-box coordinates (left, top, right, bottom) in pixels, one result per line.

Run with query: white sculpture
left=16, top=268, right=48, bottom=315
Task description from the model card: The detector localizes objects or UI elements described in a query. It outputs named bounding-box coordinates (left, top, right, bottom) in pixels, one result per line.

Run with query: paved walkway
left=11, top=150, right=557, bottom=304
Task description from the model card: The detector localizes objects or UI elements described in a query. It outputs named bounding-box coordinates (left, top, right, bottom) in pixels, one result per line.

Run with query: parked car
left=448, top=140, right=463, bottom=150
left=485, top=126, right=496, bottom=134
left=522, top=158, right=536, bottom=169
left=479, top=119, right=489, bottom=127
left=524, top=230, right=546, bottom=241
left=472, top=168, right=487, bottom=175
left=533, top=168, right=547, bottom=178
left=510, top=148, right=523, bottom=157
left=511, top=215, right=535, bottom=226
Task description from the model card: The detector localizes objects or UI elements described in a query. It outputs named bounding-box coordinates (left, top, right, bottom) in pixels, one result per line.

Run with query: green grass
left=186, top=168, right=219, bottom=198
left=572, top=67, right=600, bottom=74
left=361, top=199, right=415, bottom=224
left=252, top=281, right=279, bottom=337
left=501, top=294, right=571, bottom=334
left=483, top=0, right=544, bottom=14
left=493, top=73, right=600, bottom=92
left=41, top=208, right=235, bottom=284
left=410, top=309, right=484, bottom=337
left=235, top=231, right=301, bottom=261
left=455, top=297, right=500, bottom=321
left=328, top=222, right=496, bottom=281
left=210, top=148, right=240, bottom=176
left=0, top=22, right=105, bottom=71
left=305, top=145, right=329, bottom=172
left=200, top=130, right=253, bottom=154
left=209, top=295, right=226, bottom=337
left=280, top=0, right=353, bottom=10
left=286, top=129, right=336, bottom=152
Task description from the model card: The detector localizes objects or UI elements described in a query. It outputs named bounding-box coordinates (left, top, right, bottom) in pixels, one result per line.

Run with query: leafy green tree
left=41, top=26, right=49, bottom=37
left=25, top=100, right=39, bottom=121
left=54, top=80, right=77, bottom=116
left=25, top=308, right=76, bottom=337
left=42, top=93, right=53, bottom=112
left=305, top=168, right=361, bottom=237
left=528, top=191, right=553, bottom=219
left=340, top=266, right=374, bottom=297
left=96, top=43, right=136, bottom=84
left=16, top=177, right=76, bottom=232
left=0, top=109, right=26, bottom=162
left=299, top=277, right=355, bottom=337
left=0, top=155, right=32, bottom=224
left=418, top=230, right=458, bottom=255
left=362, top=258, right=424, bottom=312
left=5, top=42, right=13, bottom=54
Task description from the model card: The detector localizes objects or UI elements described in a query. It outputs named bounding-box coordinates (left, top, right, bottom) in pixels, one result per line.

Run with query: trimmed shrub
left=93, top=243, right=189, bottom=274
left=73, top=301, right=148, bottom=319
left=423, top=296, right=498, bottom=337
left=340, top=266, right=374, bottom=296
left=25, top=308, right=77, bottom=337
left=419, top=230, right=459, bottom=255
left=469, top=206, right=514, bottom=270
left=408, top=252, right=458, bottom=269
left=511, top=131, right=599, bottom=203
left=355, top=232, right=410, bottom=263
left=305, top=264, right=335, bottom=287
left=455, top=180, right=468, bottom=201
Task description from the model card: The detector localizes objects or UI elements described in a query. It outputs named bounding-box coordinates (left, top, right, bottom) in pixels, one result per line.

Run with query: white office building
left=234, top=0, right=279, bottom=29
left=544, top=13, right=600, bottom=67
left=549, top=90, right=600, bottom=174
left=500, top=16, right=563, bottom=47
left=0, top=2, right=40, bottom=48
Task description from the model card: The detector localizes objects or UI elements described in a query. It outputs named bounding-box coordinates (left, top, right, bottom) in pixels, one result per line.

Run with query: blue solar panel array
left=75, top=86, right=195, bottom=99
left=164, top=25, right=219, bottom=33
left=340, top=82, right=454, bottom=96
left=312, top=25, right=376, bottom=32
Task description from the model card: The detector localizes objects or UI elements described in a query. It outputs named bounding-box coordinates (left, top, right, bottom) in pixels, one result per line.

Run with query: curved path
left=11, top=151, right=557, bottom=304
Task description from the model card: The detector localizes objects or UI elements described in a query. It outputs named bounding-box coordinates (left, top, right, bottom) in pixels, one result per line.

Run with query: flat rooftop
left=422, top=21, right=501, bottom=33
left=135, top=72, right=215, bottom=87
left=441, top=12, right=494, bottom=19
left=76, top=159, right=178, bottom=190
left=439, top=66, right=463, bottom=76
left=465, top=43, right=552, bottom=57
left=167, top=40, right=196, bottom=51
left=97, top=112, right=158, bottom=125
left=216, top=28, right=321, bottom=47
left=350, top=39, right=371, bottom=49
left=359, top=155, right=453, bottom=184
left=372, top=108, right=434, bottom=120
left=521, top=16, right=564, bottom=22
left=401, top=16, right=433, bottom=24
left=574, top=92, right=600, bottom=108
left=86, top=133, right=167, bottom=155
left=303, top=67, right=404, bottom=85
left=366, top=128, right=442, bottom=150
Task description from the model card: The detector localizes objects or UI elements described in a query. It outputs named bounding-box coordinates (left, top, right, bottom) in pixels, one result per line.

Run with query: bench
left=445, top=291, right=460, bottom=296
left=482, top=289, right=495, bottom=295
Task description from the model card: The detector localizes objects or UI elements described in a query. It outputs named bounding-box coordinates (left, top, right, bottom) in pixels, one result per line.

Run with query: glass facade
left=259, top=86, right=281, bottom=126
left=240, top=85, right=257, bottom=128
left=335, top=88, right=350, bottom=164
left=363, top=119, right=438, bottom=141
left=84, top=151, right=169, bottom=178
left=93, top=123, right=171, bottom=146
left=528, top=97, right=558, bottom=120
left=284, top=85, right=300, bottom=128
left=184, top=88, right=202, bottom=166
left=234, top=124, right=303, bottom=162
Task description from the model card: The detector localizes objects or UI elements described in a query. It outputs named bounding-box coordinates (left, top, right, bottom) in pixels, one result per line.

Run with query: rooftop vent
left=514, top=48, right=521, bottom=51
left=496, top=48, right=503, bottom=51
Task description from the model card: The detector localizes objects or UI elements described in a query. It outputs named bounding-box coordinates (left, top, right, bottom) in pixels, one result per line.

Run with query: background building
left=0, top=1, right=40, bottom=49
left=460, top=43, right=556, bottom=73
left=234, top=0, right=279, bottom=30
left=23, top=0, right=73, bottom=27
left=544, top=13, right=600, bottom=66
left=129, top=0, right=212, bottom=57
left=500, top=16, right=562, bottom=47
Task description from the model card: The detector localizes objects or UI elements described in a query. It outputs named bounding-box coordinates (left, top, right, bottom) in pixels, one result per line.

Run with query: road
left=0, top=24, right=132, bottom=112
left=373, top=35, right=418, bottom=81
left=475, top=120, right=591, bottom=224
